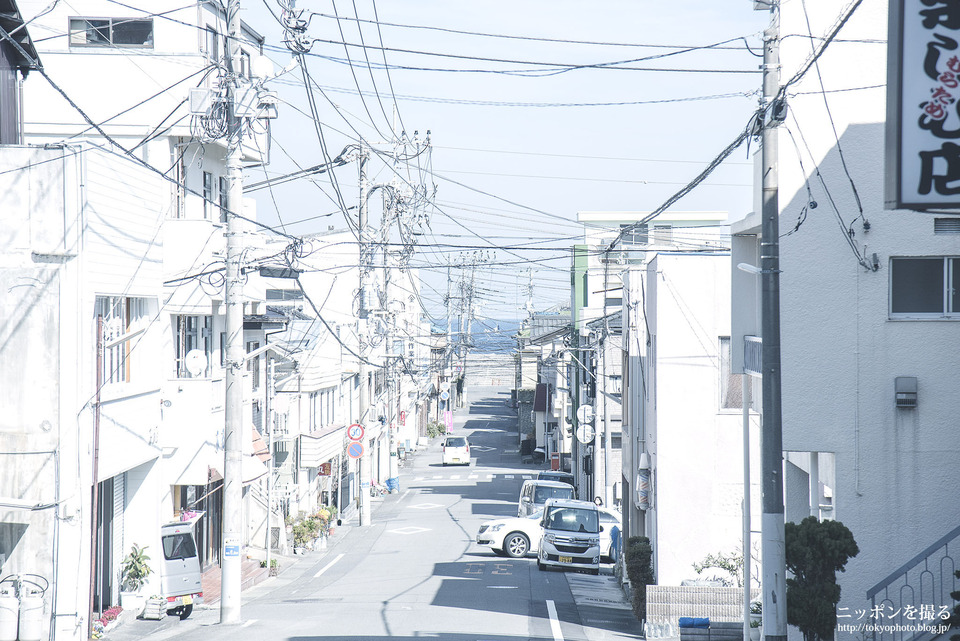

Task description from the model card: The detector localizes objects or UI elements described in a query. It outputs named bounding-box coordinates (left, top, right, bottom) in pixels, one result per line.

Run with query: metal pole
left=358, top=149, right=371, bottom=527
left=742, top=373, right=752, bottom=641
left=88, top=316, right=103, bottom=639
left=220, top=0, right=244, bottom=623
left=265, top=358, right=274, bottom=573
left=760, top=9, right=787, bottom=641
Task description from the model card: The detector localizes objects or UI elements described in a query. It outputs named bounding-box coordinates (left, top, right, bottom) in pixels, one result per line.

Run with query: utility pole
left=759, top=6, right=787, bottom=641
left=265, top=358, right=275, bottom=576
left=220, top=0, right=244, bottom=625
left=358, top=148, right=371, bottom=527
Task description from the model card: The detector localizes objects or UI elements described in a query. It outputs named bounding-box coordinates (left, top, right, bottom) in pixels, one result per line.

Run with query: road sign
left=576, top=405, right=594, bottom=425
left=440, top=390, right=450, bottom=401
left=576, top=424, right=596, bottom=445
left=347, top=423, right=365, bottom=441
left=440, top=381, right=451, bottom=391
left=347, top=441, right=364, bottom=459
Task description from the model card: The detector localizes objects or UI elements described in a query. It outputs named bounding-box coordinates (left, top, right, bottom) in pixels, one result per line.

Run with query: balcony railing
left=866, top=524, right=960, bottom=641
left=743, top=335, right=762, bottom=376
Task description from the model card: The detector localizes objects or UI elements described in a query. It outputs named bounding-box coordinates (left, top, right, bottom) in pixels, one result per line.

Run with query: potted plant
left=749, top=618, right=761, bottom=641
left=119, top=544, right=152, bottom=613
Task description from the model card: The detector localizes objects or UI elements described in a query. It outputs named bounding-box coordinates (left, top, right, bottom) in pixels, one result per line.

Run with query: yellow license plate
left=182, top=595, right=192, bottom=605
left=559, top=556, right=572, bottom=564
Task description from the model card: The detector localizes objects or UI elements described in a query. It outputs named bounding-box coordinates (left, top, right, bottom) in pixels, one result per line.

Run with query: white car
left=441, top=436, right=470, bottom=465
left=476, top=510, right=544, bottom=558
left=476, top=507, right=621, bottom=560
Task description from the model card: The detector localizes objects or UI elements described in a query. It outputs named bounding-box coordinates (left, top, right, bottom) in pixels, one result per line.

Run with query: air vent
left=934, top=218, right=960, bottom=234
left=895, top=376, right=918, bottom=408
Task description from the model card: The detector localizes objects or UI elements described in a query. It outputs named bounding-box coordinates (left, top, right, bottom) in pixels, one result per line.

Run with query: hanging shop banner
left=887, top=0, right=960, bottom=208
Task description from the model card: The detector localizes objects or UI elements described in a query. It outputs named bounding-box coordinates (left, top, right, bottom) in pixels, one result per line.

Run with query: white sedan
left=476, top=511, right=544, bottom=558
left=476, top=508, right=622, bottom=560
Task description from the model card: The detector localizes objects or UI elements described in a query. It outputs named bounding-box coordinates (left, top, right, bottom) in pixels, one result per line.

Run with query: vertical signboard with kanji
left=887, top=0, right=960, bottom=208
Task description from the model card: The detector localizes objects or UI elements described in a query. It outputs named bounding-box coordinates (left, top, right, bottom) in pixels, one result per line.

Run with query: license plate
left=182, top=595, right=192, bottom=605
left=452, top=458, right=461, bottom=463
left=559, top=556, right=573, bottom=564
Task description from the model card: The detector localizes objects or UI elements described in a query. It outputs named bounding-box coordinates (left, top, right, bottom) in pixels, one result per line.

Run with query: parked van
left=517, top=479, right=575, bottom=518
left=536, top=498, right=602, bottom=575
left=160, top=515, right=204, bottom=619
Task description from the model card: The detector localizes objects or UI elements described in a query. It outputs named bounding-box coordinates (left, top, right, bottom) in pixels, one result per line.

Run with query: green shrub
left=426, top=421, right=446, bottom=438
left=625, top=536, right=654, bottom=621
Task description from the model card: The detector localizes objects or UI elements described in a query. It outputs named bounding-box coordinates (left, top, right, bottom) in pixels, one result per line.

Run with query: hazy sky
left=243, top=1, right=771, bottom=327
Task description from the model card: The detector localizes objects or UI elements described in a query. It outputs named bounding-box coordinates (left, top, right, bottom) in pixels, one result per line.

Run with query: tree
left=785, top=517, right=859, bottom=641
left=626, top=536, right=654, bottom=621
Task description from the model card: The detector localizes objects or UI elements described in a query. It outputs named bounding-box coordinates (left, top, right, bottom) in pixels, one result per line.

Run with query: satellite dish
left=185, top=349, right=207, bottom=377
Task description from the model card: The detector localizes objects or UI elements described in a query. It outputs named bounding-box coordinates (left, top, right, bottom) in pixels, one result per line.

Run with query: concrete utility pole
left=759, top=7, right=787, bottom=641
left=220, top=0, right=245, bottom=625
left=358, top=148, right=371, bottom=527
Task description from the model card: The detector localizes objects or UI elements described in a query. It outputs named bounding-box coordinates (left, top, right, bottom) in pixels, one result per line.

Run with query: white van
left=536, top=498, right=602, bottom=575
left=517, top=479, right=575, bottom=518
left=160, top=515, right=204, bottom=619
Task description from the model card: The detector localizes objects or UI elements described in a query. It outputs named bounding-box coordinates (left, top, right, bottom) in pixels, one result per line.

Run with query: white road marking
left=450, top=475, right=461, bottom=480
left=242, top=620, right=256, bottom=628
left=487, top=585, right=519, bottom=589
left=468, top=475, right=478, bottom=480
left=546, top=600, right=564, bottom=641
left=522, top=475, right=532, bottom=480
left=401, top=489, right=411, bottom=501
left=313, top=553, right=344, bottom=578
left=504, top=474, right=514, bottom=479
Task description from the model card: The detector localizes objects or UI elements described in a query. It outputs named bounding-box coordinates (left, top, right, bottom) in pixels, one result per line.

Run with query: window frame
left=202, top=171, right=214, bottom=220
left=69, top=17, right=154, bottom=48
left=889, top=256, right=960, bottom=319
left=718, top=336, right=743, bottom=411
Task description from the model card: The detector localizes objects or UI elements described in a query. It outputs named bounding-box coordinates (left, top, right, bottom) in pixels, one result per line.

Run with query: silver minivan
left=160, top=515, right=204, bottom=619
left=536, top=498, right=602, bottom=575
left=517, top=479, right=575, bottom=518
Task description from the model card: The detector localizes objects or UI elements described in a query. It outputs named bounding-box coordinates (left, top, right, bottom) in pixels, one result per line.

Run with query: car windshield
left=162, top=533, right=197, bottom=560
left=534, top=485, right=574, bottom=503
left=445, top=437, right=467, bottom=447
left=544, top=507, right=599, bottom=533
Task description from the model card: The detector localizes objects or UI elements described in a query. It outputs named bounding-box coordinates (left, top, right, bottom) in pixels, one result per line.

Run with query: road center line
left=546, top=600, right=564, bottom=641
left=314, top=553, right=344, bottom=578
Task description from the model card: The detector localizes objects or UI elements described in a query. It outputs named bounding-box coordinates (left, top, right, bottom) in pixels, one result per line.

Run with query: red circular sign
left=347, top=441, right=364, bottom=459
left=347, top=423, right=365, bottom=441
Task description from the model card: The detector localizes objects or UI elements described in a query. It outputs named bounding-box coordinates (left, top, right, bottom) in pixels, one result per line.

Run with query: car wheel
left=537, top=559, right=545, bottom=571
left=504, top=532, right=530, bottom=558
left=179, top=604, right=193, bottom=620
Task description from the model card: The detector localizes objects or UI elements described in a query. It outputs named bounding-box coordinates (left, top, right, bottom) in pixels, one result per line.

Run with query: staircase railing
left=866, top=524, right=960, bottom=641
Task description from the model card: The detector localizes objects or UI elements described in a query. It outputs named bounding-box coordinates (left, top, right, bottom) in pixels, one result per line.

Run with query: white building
left=731, top=0, right=960, bottom=631
left=0, top=1, right=280, bottom=635
left=623, top=243, right=760, bottom=586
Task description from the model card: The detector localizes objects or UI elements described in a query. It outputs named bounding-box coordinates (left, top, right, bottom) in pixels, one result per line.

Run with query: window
left=206, top=26, right=220, bottom=61
left=95, top=296, right=150, bottom=384
left=620, top=223, right=648, bottom=246
left=719, top=336, right=742, bottom=410
left=69, top=17, right=153, bottom=47
left=172, top=138, right=186, bottom=218
left=653, top=224, right=673, bottom=245
left=202, top=171, right=214, bottom=220
left=890, top=257, right=960, bottom=316
left=265, top=288, right=304, bottom=301
left=174, top=315, right=213, bottom=378
left=246, top=341, right=260, bottom=391
left=219, top=176, right=228, bottom=223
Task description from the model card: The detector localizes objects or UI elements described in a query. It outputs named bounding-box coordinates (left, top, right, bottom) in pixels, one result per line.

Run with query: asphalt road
left=111, top=385, right=641, bottom=641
